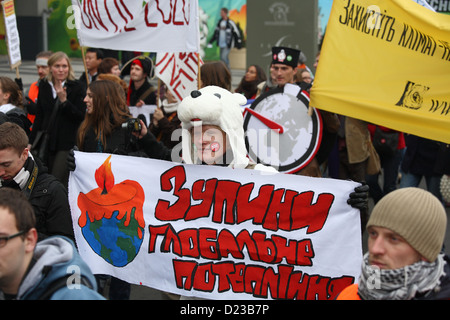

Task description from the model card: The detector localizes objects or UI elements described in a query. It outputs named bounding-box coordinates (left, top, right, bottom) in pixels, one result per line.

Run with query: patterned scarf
left=358, top=252, right=445, bottom=300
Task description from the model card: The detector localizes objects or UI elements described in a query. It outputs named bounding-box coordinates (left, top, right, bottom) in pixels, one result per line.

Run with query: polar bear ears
left=178, top=86, right=247, bottom=129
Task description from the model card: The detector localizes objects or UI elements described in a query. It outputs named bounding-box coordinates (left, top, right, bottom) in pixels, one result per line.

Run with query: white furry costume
left=178, top=86, right=277, bottom=173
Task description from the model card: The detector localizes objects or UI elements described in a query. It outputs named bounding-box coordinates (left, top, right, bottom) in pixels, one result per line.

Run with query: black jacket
left=209, top=18, right=242, bottom=49
left=30, top=79, right=86, bottom=153
left=402, top=135, right=446, bottom=176
left=127, top=81, right=156, bottom=106
left=416, top=255, right=450, bottom=300
left=81, top=125, right=129, bottom=154
left=1, top=156, right=74, bottom=242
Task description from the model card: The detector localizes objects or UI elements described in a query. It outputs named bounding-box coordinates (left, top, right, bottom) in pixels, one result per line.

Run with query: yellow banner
left=310, top=0, right=450, bottom=144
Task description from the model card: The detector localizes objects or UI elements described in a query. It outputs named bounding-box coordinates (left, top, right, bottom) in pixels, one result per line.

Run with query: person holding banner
left=0, top=187, right=104, bottom=300
left=177, top=85, right=275, bottom=170
left=24, top=51, right=53, bottom=126
left=72, top=79, right=155, bottom=299
left=76, top=80, right=142, bottom=157
left=337, top=187, right=450, bottom=300
left=130, top=85, right=369, bottom=236
left=79, top=48, right=104, bottom=85
left=29, top=51, right=86, bottom=189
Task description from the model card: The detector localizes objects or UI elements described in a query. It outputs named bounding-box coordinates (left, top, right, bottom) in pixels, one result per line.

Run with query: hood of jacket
left=17, top=236, right=97, bottom=300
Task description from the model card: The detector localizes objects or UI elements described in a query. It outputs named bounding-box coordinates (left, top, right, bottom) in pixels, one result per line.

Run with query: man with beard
left=122, top=56, right=157, bottom=107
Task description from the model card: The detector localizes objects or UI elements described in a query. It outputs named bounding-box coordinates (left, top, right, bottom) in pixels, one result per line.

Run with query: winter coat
left=209, top=18, right=242, bottom=49
left=127, top=80, right=157, bottom=106
left=29, top=79, right=86, bottom=154
left=401, top=135, right=443, bottom=176
left=0, top=155, right=74, bottom=242
left=29, top=156, right=74, bottom=242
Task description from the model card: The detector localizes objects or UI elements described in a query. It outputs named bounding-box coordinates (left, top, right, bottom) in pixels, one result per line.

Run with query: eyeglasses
left=0, top=231, right=25, bottom=248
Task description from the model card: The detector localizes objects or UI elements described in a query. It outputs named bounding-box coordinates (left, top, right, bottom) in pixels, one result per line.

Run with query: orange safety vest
left=27, top=81, right=39, bottom=124
left=336, top=284, right=362, bottom=300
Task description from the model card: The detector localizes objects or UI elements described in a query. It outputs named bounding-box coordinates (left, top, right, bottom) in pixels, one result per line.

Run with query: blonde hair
left=46, top=51, right=75, bottom=83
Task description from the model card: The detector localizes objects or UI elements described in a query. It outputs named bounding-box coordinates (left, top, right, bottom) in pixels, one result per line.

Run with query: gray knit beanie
left=367, top=187, right=447, bottom=262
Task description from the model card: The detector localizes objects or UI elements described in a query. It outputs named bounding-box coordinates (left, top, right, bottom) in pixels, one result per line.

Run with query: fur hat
left=367, top=187, right=447, bottom=262
left=272, top=47, right=301, bottom=68
left=178, top=86, right=249, bottom=168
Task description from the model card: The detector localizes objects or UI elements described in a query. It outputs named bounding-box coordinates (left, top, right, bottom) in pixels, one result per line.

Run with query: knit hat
left=367, top=187, right=447, bottom=262
left=272, top=47, right=301, bottom=68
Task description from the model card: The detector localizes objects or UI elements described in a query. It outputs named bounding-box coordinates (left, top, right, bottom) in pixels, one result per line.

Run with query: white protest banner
left=68, top=151, right=362, bottom=300
left=70, top=0, right=200, bottom=53
left=1, top=0, right=21, bottom=68
left=128, top=105, right=157, bottom=126
left=155, top=52, right=203, bottom=102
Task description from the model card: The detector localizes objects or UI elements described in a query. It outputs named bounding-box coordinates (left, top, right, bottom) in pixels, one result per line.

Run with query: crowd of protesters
left=0, top=24, right=449, bottom=300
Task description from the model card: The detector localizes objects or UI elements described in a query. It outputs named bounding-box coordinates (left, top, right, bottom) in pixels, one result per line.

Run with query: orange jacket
left=28, top=81, right=39, bottom=102
left=27, top=81, right=39, bottom=124
left=336, top=284, right=361, bottom=300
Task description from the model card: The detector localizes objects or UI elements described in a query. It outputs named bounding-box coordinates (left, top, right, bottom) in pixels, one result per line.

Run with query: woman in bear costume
left=177, top=85, right=277, bottom=172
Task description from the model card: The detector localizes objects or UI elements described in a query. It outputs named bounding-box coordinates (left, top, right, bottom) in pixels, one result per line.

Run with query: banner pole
left=81, top=46, right=90, bottom=87
left=157, top=78, right=161, bottom=108
left=197, top=52, right=201, bottom=89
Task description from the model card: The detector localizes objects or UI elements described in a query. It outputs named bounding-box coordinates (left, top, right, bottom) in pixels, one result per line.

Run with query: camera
left=122, top=118, right=142, bottom=133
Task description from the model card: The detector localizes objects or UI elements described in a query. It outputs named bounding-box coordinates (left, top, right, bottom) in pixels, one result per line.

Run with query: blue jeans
left=399, top=172, right=443, bottom=202
left=366, top=149, right=403, bottom=204
left=220, top=46, right=230, bottom=69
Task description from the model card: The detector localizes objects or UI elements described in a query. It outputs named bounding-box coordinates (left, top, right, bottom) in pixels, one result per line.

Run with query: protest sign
left=310, top=0, right=450, bottom=144
left=155, top=52, right=203, bottom=102
left=70, top=0, right=200, bottom=53
left=128, top=105, right=156, bottom=126
left=68, top=151, right=362, bottom=300
left=1, top=0, right=20, bottom=69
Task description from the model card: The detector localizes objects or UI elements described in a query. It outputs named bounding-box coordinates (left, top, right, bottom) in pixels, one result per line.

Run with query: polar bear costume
left=178, top=86, right=277, bottom=173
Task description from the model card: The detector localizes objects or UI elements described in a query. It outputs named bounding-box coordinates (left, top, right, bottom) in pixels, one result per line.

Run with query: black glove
left=15, top=78, right=23, bottom=91
left=67, top=146, right=79, bottom=171
left=348, top=182, right=370, bottom=234
left=347, top=182, right=369, bottom=210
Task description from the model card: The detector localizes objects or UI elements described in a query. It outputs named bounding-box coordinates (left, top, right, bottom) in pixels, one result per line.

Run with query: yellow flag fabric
left=310, top=0, right=450, bottom=144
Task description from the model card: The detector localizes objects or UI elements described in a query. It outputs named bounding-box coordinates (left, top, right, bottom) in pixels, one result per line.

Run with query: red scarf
left=126, top=59, right=144, bottom=105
